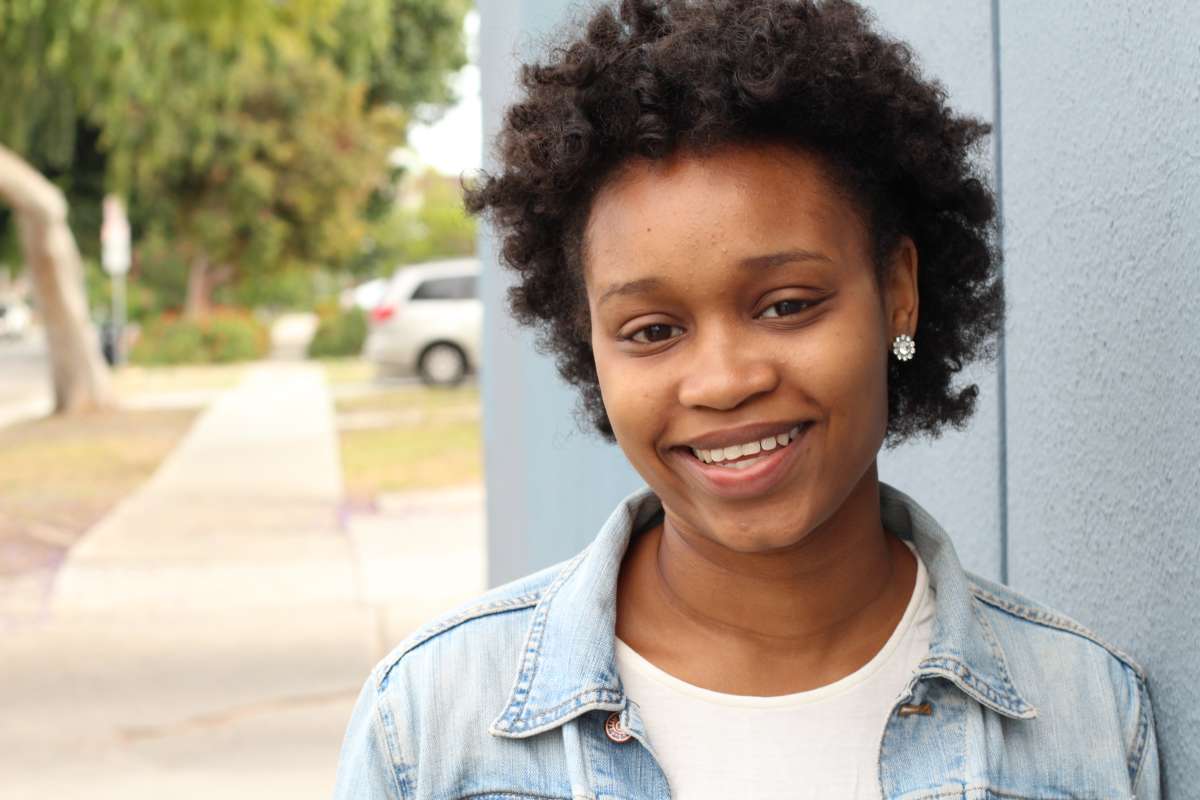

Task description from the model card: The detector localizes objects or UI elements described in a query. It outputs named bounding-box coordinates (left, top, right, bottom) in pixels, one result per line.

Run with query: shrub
left=307, top=306, right=367, bottom=358
left=206, top=312, right=269, bottom=362
left=130, top=317, right=206, bottom=365
left=130, top=309, right=269, bottom=365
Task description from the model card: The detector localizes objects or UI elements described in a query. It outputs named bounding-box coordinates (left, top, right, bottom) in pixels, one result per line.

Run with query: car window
left=410, top=275, right=478, bottom=301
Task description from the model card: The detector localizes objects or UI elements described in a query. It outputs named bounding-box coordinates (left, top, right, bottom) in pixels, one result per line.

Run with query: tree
left=94, top=0, right=470, bottom=315
left=0, top=0, right=116, bottom=412
left=361, top=169, right=477, bottom=269
left=0, top=0, right=470, bottom=408
left=0, top=144, right=114, bottom=411
left=102, top=43, right=406, bottom=316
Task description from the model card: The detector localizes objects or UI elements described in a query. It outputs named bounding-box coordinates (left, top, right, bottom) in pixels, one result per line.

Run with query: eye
left=758, top=298, right=816, bottom=319
left=628, top=323, right=683, bottom=344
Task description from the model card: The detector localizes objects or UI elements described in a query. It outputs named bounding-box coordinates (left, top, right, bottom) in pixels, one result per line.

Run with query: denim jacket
left=334, top=482, right=1161, bottom=799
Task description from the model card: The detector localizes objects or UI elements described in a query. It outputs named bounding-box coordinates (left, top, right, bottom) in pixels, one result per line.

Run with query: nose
left=676, top=324, right=779, bottom=411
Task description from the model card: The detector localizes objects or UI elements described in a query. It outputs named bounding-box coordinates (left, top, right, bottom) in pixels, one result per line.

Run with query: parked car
left=0, top=299, right=32, bottom=340
left=364, top=258, right=481, bottom=386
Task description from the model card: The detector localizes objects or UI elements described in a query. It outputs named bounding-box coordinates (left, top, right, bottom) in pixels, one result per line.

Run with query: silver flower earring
left=892, top=334, right=915, bottom=362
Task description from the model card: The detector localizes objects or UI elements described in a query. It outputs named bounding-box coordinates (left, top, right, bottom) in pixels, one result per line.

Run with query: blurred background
left=1, top=0, right=1197, bottom=797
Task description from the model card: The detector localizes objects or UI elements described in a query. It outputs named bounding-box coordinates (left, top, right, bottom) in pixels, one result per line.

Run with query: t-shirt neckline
left=614, top=542, right=929, bottom=709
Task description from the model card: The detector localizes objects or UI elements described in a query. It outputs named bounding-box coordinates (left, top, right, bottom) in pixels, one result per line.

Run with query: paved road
left=0, top=362, right=486, bottom=799
left=0, top=330, right=52, bottom=427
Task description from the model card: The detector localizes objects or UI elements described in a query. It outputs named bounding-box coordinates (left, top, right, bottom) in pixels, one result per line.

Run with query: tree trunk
left=0, top=144, right=115, bottom=414
left=184, top=256, right=233, bottom=319
left=185, top=254, right=212, bottom=319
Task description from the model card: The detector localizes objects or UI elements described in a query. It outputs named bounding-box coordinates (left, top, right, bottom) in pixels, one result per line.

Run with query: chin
left=697, top=506, right=816, bottom=554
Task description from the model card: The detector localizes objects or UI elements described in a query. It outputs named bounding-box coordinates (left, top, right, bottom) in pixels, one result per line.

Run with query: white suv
left=363, top=258, right=481, bottom=386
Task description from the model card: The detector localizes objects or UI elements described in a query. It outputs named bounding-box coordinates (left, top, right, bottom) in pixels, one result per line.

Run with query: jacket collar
left=490, top=481, right=1035, bottom=739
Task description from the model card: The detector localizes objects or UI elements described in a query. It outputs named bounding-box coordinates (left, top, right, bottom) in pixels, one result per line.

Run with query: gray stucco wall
left=477, top=0, right=1199, bottom=791
left=997, top=2, right=1200, bottom=792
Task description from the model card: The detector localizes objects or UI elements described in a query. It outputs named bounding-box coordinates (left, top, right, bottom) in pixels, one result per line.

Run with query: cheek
left=785, top=305, right=888, bottom=429
left=593, top=346, right=661, bottom=443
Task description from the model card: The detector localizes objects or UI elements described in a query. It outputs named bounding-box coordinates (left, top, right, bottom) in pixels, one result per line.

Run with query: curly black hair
left=465, top=0, right=1005, bottom=447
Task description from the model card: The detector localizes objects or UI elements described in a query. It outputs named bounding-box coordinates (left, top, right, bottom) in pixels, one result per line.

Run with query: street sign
left=101, top=195, right=131, bottom=276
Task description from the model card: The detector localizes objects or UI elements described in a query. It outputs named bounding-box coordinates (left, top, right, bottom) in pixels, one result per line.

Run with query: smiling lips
left=689, top=425, right=805, bottom=468
left=671, top=421, right=812, bottom=499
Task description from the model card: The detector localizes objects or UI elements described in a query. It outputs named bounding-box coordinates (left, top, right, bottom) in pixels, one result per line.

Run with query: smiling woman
left=333, top=2, right=1161, bottom=799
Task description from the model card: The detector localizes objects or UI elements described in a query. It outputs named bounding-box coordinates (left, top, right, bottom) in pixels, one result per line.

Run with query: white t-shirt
left=614, top=544, right=934, bottom=800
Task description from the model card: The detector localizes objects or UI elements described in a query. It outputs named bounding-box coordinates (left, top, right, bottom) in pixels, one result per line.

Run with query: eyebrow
left=596, top=249, right=833, bottom=306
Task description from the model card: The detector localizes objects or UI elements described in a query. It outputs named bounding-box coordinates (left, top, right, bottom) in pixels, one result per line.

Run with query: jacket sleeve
left=1127, top=668, right=1161, bottom=800
left=333, top=675, right=407, bottom=800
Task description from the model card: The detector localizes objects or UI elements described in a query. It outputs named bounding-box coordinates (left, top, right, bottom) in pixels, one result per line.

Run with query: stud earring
left=892, top=334, right=915, bottom=362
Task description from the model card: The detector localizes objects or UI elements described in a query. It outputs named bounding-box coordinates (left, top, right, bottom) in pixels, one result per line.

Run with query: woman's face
left=584, top=142, right=918, bottom=553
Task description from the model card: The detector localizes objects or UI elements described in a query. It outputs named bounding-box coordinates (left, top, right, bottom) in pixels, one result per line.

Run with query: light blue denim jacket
left=334, top=482, right=1161, bottom=799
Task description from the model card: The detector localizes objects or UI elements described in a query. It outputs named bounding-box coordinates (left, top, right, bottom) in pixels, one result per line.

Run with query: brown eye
left=630, top=323, right=683, bottom=344
left=759, top=298, right=816, bottom=319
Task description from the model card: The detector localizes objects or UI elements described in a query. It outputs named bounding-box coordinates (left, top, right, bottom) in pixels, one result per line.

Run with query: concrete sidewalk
left=0, top=362, right=485, bottom=799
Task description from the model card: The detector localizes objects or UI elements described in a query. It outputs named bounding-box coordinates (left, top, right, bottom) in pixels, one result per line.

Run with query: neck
left=650, top=471, right=904, bottom=653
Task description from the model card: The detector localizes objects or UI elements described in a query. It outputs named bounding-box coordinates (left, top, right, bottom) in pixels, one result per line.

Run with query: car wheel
left=418, top=342, right=468, bottom=387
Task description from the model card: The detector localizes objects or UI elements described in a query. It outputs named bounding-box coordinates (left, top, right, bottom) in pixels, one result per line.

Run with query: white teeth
left=690, top=424, right=808, bottom=466
left=724, top=454, right=767, bottom=470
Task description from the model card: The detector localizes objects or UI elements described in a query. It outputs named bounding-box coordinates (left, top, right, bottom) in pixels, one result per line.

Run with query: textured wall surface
left=999, top=1, right=1200, bottom=791
left=479, top=0, right=643, bottom=587
left=867, top=0, right=1004, bottom=582
left=478, top=0, right=1199, bottom=791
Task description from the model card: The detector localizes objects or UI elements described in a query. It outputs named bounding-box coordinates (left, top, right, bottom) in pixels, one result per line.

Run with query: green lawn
left=335, top=384, right=481, bottom=497
left=0, top=408, right=199, bottom=575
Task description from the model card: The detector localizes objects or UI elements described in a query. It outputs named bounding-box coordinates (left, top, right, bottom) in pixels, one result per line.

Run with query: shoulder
left=333, top=554, right=587, bottom=799
left=965, top=570, right=1146, bottom=680
left=372, top=550, right=585, bottom=692
left=964, top=572, right=1156, bottom=787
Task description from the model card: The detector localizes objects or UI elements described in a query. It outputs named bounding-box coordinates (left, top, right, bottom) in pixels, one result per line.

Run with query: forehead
left=582, top=143, right=870, bottom=288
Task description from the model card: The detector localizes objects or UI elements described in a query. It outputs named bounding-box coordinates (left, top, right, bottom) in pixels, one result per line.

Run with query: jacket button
left=897, top=702, right=933, bottom=717
left=604, top=712, right=633, bottom=743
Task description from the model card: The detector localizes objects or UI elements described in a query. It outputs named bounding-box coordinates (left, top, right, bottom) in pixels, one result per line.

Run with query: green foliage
left=220, top=269, right=317, bottom=312
left=307, top=306, right=368, bottom=358
left=130, top=316, right=206, bottom=365
left=204, top=312, right=269, bottom=363
left=360, top=170, right=476, bottom=273
left=85, top=259, right=164, bottom=324
left=130, top=309, right=268, bottom=365
left=0, top=0, right=472, bottom=312
left=325, top=0, right=471, bottom=113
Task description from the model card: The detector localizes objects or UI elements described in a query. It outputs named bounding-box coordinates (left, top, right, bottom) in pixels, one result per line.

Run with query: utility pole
left=100, top=194, right=131, bottom=365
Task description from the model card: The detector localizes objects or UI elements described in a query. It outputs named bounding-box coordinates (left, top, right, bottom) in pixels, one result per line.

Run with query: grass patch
left=112, top=362, right=248, bottom=396
left=319, top=357, right=378, bottom=387
left=336, top=383, right=478, bottom=416
left=336, top=385, right=481, bottom=496
left=0, top=408, right=198, bottom=575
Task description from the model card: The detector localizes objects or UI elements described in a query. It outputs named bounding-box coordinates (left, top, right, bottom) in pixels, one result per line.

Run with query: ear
left=884, top=236, right=919, bottom=338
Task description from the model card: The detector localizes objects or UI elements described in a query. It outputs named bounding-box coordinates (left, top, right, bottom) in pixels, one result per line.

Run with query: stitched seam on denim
left=457, top=793, right=569, bottom=800
left=497, top=692, right=626, bottom=739
left=917, top=659, right=1026, bottom=715
left=499, top=546, right=594, bottom=728
left=377, top=593, right=542, bottom=689
left=909, top=788, right=1080, bottom=800
left=1128, top=672, right=1152, bottom=789
left=971, top=599, right=1033, bottom=714
left=522, top=690, right=623, bottom=726
left=372, top=683, right=411, bottom=799
left=969, top=586, right=1147, bottom=681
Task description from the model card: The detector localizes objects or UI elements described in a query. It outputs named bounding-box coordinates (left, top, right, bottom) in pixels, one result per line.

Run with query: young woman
left=334, top=1, right=1160, bottom=797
